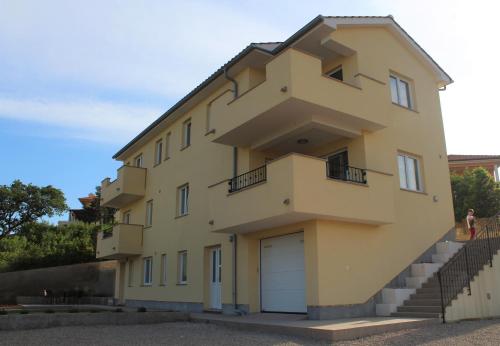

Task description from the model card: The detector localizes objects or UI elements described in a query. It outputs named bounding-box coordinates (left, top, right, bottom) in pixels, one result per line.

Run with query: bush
left=19, top=310, right=30, bottom=314
left=0, top=310, right=7, bottom=315
left=68, top=308, right=79, bottom=313
left=114, top=308, right=123, bottom=313
left=137, top=307, right=147, bottom=312
left=89, top=309, right=101, bottom=313
left=44, top=309, right=55, bottom=314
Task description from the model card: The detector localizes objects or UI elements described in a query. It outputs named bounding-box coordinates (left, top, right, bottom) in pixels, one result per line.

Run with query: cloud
left=0, top=96, right=162, bottom=144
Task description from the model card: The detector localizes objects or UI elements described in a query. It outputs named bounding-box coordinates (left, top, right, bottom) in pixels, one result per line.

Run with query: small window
left=160, top=254, right=167, bottom=285
left=390, top=75, right=412, bottom=109
left=177, top=184, right=189, bottom=216
left=178, top=251, right=187, bottom=284
left=154, top=139, right=163, bottom=166
left=165, top=132, right=171, bottom=160
left=328, top=66, right=343, bottom=81
left=398, top=153, right=423, bottom=192
left=134, top=154, right=143, bottom=168
left=123, top=211, right=131, bottom=224
left=128, top=260, right=134, bottom=287
left=145, top=200, right=153, bottom=227
left=182, top=119, right=191, bottom=148
left=143, top=257, right=153, bottom=286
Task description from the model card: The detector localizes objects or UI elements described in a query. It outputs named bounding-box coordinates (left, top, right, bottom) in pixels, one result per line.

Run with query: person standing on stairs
left=467, top=209, right=476, bottom=240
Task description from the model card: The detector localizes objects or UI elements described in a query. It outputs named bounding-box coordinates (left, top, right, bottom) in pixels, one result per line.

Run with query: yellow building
left=96, top=16, right=456, bottom=319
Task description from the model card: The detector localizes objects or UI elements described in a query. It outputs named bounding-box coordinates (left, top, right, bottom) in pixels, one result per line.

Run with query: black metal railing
left=438, top=213, right=500, bottom=322
left=326, top=162, right=367, bottom=184
left=228, top=165, right=267, bottom=193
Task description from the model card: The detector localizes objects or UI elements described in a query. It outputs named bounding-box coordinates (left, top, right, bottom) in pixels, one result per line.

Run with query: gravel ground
left=1, top=319, right=500, bottom=345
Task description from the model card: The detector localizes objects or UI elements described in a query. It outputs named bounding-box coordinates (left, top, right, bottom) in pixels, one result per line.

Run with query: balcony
left=96, top=223, right=143, bottom=259
left=101, top=165, right=146, bottom=208
left=208, top=153, right=395, bottom=233
left=210, top=48, right=390, bottom=153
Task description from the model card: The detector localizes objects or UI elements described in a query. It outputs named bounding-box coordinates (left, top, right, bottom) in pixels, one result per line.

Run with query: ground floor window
left=160, top=254, right=167, bottom=285
left=178, top=251, right=187, bottom=284
left=143, top=257, right=153, bottom=286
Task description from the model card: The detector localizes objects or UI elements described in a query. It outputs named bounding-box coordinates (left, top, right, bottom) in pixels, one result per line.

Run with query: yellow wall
left=446, top=251, right=500, bottom=321
left=98, top=25, right=454, bottom=312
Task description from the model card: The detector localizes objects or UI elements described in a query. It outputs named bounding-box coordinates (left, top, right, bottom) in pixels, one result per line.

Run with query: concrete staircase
left=376, top=241, right=464, bottom=318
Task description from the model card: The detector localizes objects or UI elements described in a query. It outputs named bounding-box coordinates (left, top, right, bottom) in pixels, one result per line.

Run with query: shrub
left=44, top=309, right=55, bottom=314
left=68, top=308, right=79, bottom=313
left=89, top=309, right=101, bottom=313
left=137, top=307, right=147, bottom=312
left=114, top=308, right=123, bottom=313
left=0, top=310, right=7, bottom=315
left=19, top=310, right=30, bottom=314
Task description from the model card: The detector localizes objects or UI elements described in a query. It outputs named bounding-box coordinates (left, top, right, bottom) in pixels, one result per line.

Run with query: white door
left=210, top=247, right=222, bottom=309
left=261, top=232, right=306, bottom=313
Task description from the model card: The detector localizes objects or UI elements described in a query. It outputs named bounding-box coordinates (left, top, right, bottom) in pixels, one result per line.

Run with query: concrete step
left=411, top=263, right=442, bottom=277
left=416, top=287, right=441, bottom=294
left=436, top=241, right=464, bottom=255
left=432, top=253, right=452, bottom=263
left=405, top=276, right=428, bottom=289
left=391, top=311, right=441, bottom=318
left=375, top=303, right=398, bottom=317
left=410, top=292, right=441, bottom=300
left=403, top=299, right=441, bottom=306
left=397, top=305, right=442, bottom=313
left=381, top=288, right=416, bottom=305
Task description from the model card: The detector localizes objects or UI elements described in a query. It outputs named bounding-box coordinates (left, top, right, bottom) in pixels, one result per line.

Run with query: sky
left=0, top=0, right=499, bottom=222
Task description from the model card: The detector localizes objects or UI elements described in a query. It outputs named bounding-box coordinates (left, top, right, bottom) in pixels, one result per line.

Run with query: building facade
left=96, top=16, right=455, bottom=319
left=448, top=154, right=500, bottom=182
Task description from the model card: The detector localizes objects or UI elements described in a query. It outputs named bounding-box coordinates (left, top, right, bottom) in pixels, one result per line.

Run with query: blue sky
left=1, top=0, right=499, bottom=223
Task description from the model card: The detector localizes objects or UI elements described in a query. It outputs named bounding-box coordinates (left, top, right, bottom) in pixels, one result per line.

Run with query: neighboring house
left=448, top=154, right=500, bottom=182
left=68, top=194, right=98, bottom=223
left=96, top=16, right=456, bottom=319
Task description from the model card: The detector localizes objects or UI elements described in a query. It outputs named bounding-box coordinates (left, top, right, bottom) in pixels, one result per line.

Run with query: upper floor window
left=134, top=154, right=143, bottom=168
left=177, top=184, right=189, bottom=216
left=165, top=132, right=171, bottom=160
left=154, top=139, right=163, bottom=166
left=182, top=119, right=191, bottom=149
left=390, top=75, right=413, bottom=109
left=145, top=200, right=153, bottom=227
left=398, top=153, right=423, bottom=192
left=328, top=66, right=343, bottom=81
left=143, top=257, right=153, bottom=286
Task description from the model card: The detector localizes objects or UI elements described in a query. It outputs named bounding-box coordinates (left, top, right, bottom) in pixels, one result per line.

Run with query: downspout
left=224, top=64, right=242, bottom=314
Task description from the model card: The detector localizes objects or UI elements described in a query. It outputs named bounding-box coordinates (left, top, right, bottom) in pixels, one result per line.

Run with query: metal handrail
left=326, top=162, right=367, bottom=184
left=438, top=212, right=500, bottom=323
left=228, top=165, right=267, bottom=193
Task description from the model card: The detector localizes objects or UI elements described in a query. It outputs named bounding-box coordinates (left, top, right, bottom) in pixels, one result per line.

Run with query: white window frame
left=154, top=139, right=163, bottom=166
left=164, top=132, right=171, bottom=160
left=123, top=211, right=131, bottom=224
left=398, top=153, right=423, bottom=192
left=182, top=119, right=191, bottom=148
left=178, top=251, right=188, bottom=284
left=390, top=74, right=413, bottom=109
left=134, top=154, right=143, bottom=168
left=177, top=184, right=189, bottom=216
left=160, top=254, right=167, bottom=285
left=145, top=200, right=153, bottom=227
left=143, top=257, right=153, bottom=286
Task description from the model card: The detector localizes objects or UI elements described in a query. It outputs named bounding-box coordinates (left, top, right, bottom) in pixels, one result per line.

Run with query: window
left=178, top=251, right=187, bottom=284
left=177, top=184, right=189, bottom=216
left=398, top=153, right=423, bottom=192
left=160, top=254, right=167, bottom=285
left=328, top=66, right=343, bottom=81
left=154, top=139, right=163, bottom=166
left=390, top=75, right=412, bottom=109
left=145, top=200, right=153, bottom=227
left=128, top=261, right=134, bottom=287
left=143, top=257, right=153, bottom=286
left=134, top=154, right=143, bottom=168
left=182, top=119, right=191, bottom=148
left=164, top=132, right=171, bottom=160
left=123, top=211, right=131, bottom=224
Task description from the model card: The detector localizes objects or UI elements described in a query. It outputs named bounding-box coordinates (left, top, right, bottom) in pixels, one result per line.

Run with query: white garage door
left=260, top=232, right=306, bottom=313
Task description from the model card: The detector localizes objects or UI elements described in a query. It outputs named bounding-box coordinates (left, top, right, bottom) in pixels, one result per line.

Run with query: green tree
left=0, top=180, right=67, bottom=239
left=451, top=167, right=500, bottom=222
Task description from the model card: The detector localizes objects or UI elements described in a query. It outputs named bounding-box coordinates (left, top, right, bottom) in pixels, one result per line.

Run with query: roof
left=113, top=15, right=452, bottom=160
left=448, top=155, right=500, bottom=162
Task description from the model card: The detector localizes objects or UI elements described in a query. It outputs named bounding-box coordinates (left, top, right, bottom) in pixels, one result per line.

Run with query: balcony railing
left=228, top=165, right=267, bottom=193
left=326, top=162, right=367, bottom=184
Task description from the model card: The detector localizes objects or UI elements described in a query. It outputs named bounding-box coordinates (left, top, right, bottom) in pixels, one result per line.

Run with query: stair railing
left=437, top=212, right=500, bottom=323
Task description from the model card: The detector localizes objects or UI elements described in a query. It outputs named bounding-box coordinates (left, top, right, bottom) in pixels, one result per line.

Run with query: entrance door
left=260, top=232, right=306, bottom=313
left=327, top=150, right=348, bottom=180
left=210, top=247, right=222, bottom=309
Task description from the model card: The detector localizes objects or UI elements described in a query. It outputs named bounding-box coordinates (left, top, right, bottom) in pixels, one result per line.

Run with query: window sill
left=180, top=144, right=191, bottom=151
left=176, top=282, right=188, bottom=286
left=153, top=162, right=162, bottom=167
left=400, top=188, right=427, bottom=195
left=144, top=225, right=152, bottom=230
left=159, top=284, right=166, bottom=287
left=175, top=214, right=189, bottom=219
left=392, top=102, right=419, bottom=113
left=141, top=284, right=153, bottom=287
left=205, top=129, right=216, bottom=136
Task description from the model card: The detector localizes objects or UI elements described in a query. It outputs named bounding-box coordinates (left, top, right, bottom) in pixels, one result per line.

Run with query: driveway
left=1, top=319, right=500, bottom=345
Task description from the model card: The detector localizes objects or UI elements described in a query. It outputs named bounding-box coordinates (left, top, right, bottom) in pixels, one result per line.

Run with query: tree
left=0, top=180, right=67, bottom=239
left=451, top=168, right=500, bottom=222
left=83, top=186, right=116, bottom=225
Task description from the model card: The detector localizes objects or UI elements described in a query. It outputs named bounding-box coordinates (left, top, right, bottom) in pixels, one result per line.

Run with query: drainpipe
left=224, top=65, right=238, bottom=98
